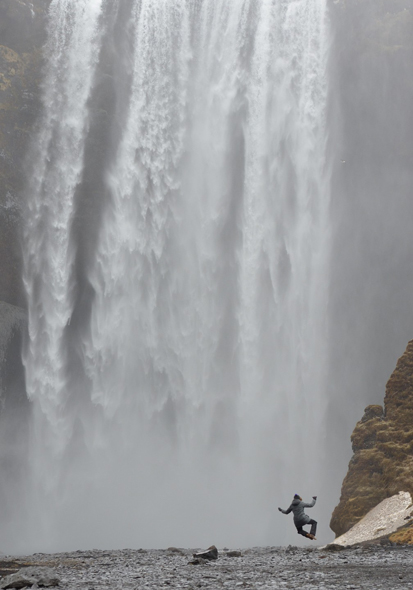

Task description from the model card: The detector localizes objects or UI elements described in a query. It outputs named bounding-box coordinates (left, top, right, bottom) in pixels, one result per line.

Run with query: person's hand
left=278, top=507, right=282, bottom=512
left=313, top=496, right=317, bottom=500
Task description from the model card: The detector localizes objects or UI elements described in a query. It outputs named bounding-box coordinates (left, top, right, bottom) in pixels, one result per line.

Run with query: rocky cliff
left=331, top=340, right=413, bottom=538
left=0, top=0, right=49, bottom=306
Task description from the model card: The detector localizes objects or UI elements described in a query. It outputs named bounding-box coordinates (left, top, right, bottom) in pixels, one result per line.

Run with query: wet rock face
left=331, top=341, right=413, bottom=538
left=0, top=1, right=50, bottom=53
left=0, top=0, right=50, bottom=306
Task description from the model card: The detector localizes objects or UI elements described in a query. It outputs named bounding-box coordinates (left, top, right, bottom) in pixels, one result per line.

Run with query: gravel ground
left=2, top=544, right=413, bottom=589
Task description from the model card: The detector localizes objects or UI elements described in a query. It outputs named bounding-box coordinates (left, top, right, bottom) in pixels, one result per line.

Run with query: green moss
left=389, top=524, right=413, bottom=545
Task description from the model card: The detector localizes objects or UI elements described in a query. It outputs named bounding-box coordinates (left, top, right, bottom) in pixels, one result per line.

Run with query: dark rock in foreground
left=0, top=567, right=59, bottom=589
left=192, top=545, right=218, bottom=560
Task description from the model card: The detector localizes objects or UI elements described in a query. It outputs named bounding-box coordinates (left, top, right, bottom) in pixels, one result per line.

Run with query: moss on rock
left=389, top=522, right=413, bottom=545
left=331, top=341, right=413, bottom=537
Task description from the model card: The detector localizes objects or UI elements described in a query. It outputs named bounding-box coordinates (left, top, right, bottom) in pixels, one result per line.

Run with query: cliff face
left=0, top=0, right=49, bottom=307
left=330, top=340, right=413, bottom=537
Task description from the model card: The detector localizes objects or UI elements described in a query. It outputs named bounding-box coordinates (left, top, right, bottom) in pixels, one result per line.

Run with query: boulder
left=0, top=567, right=59, bottom=589
left=192, top=546, right=218, bottom=560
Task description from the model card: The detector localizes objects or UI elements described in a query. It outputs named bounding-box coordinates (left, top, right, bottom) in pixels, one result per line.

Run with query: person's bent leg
left=296, top=525, right=309, bottom=537
left=309, top=519, right=317, bottom=537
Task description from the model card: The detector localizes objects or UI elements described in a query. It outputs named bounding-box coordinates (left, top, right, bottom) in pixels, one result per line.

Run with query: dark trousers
left=296, top=519, right=317, bottom=537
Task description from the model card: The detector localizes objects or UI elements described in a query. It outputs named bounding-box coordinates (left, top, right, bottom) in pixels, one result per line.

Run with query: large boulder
left=331, top=341, right=413, bottom=537
left=192, top=546, right=218, bottom=560
left=0, top=566, right=59, bottom=589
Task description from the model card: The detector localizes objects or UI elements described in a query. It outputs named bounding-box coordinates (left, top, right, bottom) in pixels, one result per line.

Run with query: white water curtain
left=21, top=0, right=330, bottom=552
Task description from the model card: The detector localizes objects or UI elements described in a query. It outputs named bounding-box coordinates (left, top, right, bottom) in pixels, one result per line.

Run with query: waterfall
left=21, top=0, right=330, bottom=551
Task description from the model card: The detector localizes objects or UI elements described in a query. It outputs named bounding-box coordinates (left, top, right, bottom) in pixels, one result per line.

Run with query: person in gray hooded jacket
left=278, top=494, right=317, bottom=540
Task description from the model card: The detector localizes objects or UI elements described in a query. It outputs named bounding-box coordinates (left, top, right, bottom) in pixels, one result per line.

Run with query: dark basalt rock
left=192, top=546, right=218, bottom=560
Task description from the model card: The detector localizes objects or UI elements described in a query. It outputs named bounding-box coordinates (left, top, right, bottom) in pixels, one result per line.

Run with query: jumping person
left=278, top=494, right=317, bottom=540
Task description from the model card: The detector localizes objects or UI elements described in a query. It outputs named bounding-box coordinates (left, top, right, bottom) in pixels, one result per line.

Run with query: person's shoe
left=307, top=533, right=316, bottom=540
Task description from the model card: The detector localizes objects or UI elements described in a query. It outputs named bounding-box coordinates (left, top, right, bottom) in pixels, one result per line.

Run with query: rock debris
left=0, top=545, right=413, bottom=589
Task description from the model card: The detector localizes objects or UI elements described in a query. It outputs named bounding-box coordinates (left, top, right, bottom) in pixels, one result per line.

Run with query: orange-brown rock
left=330, top=340, right=413, bottom=537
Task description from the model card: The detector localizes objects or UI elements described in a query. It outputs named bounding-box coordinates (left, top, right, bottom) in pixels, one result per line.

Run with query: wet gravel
left=3, top=544, right=413, bottom=589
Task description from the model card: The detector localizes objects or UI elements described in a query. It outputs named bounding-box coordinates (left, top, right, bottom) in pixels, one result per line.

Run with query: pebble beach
left=1, top=544, right=413, bottom=589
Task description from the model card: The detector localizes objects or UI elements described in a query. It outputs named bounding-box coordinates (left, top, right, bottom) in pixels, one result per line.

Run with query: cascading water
left=20, top=0, right=330, bottom=552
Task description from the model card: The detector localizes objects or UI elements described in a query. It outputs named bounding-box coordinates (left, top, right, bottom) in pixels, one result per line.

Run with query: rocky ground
left=1, top=544, right=413, bottom=589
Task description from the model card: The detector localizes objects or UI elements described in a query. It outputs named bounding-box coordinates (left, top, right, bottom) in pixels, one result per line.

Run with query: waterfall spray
left=20, top=0, right=330, bottom=552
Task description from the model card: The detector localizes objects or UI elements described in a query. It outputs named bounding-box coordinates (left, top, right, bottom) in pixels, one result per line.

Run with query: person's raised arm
left=302, top=496, right=317, bottom=509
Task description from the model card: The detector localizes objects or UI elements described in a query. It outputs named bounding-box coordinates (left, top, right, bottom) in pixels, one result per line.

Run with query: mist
left=323, top=0, right=413, bottom=526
